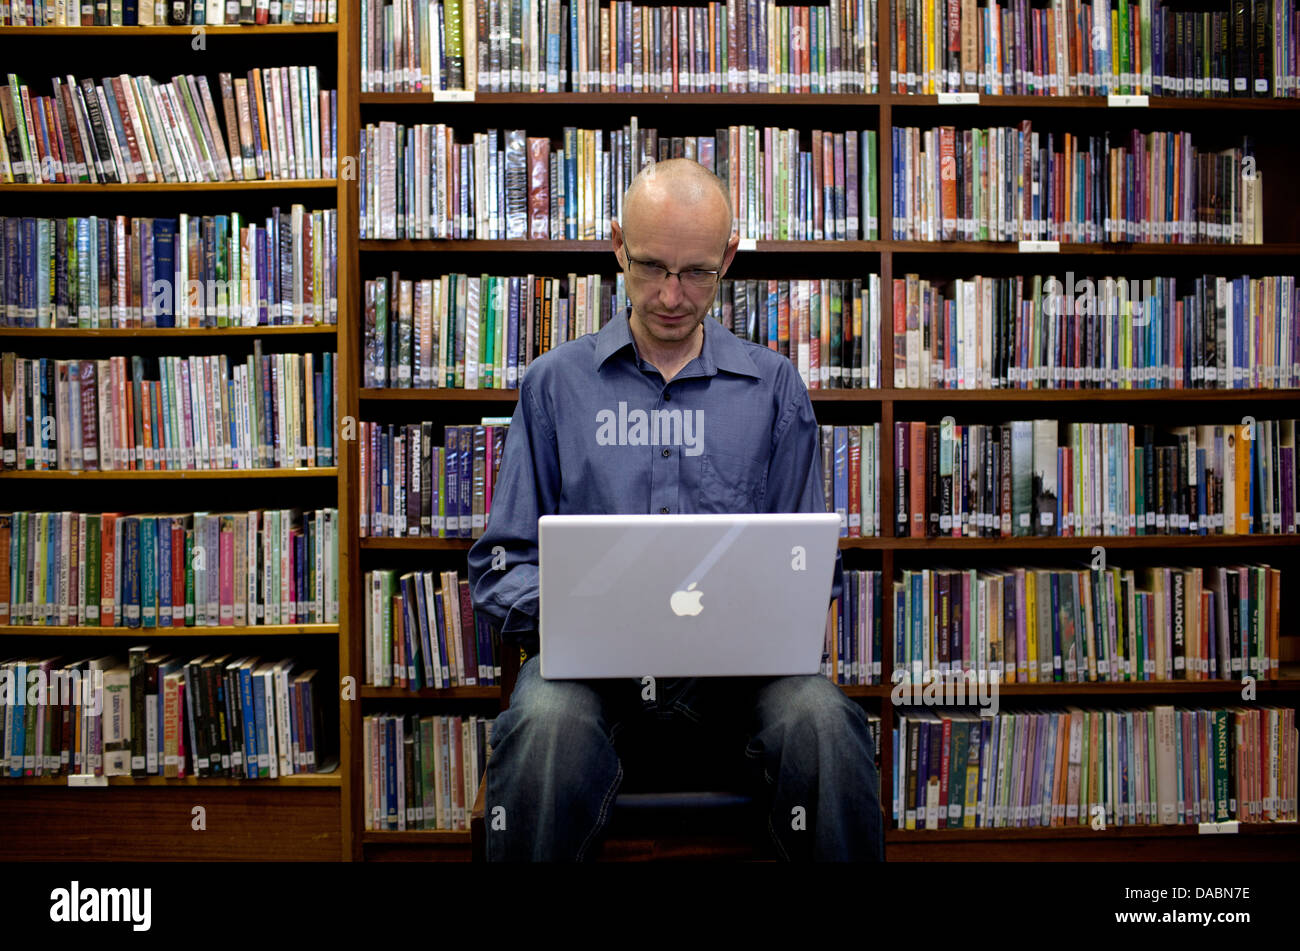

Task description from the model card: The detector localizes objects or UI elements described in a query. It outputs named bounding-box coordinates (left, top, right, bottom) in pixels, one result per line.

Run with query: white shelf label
left=937, top=92, right=980, bottom=104
left=1018, top=240, right=1060, bottom=253
left=67, top=774, right=108, bottom=787
left=433, top=89, right=475, bottom=102
left=1107, top=93, right=1149, bottom=107
left=737, top=237, right=758, bottom=251
left=1198, top=820, right=1240, bottom=835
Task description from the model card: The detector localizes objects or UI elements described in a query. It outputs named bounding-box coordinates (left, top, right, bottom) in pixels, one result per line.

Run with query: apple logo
left=669, top=582, right=704, bottom=617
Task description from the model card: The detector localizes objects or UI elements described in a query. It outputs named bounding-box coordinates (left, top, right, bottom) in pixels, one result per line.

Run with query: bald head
left=621, top=158, right=733, bottom=244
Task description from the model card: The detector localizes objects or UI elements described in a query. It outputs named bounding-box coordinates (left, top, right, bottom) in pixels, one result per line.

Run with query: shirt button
left=664, top=392, right=671, bottom=401
left=662, top=448, right=670, bottom=457
left=660, top=507, right=669, bottom=514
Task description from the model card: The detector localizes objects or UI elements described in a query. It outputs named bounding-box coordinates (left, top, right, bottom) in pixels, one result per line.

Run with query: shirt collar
left=593, top=306, right=762, bottom=380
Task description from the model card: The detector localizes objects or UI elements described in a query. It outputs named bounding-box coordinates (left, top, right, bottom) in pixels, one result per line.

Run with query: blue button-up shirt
left=467, top=306, right=844, bottom=655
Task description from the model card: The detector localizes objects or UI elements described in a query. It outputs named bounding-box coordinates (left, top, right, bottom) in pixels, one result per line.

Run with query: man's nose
left=658, top=273, right=685, bottom=307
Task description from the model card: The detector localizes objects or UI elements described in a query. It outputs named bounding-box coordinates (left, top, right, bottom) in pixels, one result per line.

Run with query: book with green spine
left=445, top=0, right=465, bottom=89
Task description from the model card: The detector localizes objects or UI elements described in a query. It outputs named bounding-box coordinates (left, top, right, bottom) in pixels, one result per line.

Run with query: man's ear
left=719, top=231, right=740, bottom=277
left=611, top=218, right=625, bottom=266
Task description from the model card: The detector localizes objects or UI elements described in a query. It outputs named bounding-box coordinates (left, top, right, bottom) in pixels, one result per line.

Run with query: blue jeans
left=484, top=654, right=884, bottom=861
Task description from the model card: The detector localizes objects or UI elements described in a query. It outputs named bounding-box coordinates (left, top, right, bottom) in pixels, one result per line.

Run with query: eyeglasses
left=620, top=239, right=724, bottom=288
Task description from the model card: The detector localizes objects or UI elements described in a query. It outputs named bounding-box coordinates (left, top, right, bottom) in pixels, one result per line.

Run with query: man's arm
left=467, top=382, right=559, bottom=657
left=765, top=367, right=845, bottom=604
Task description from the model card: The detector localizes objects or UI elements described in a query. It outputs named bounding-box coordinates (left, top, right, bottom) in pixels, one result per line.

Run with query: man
left=467, top=159, right=883, bottom=861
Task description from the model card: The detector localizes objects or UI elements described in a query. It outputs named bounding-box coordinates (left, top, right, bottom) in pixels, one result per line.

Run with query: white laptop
left=538, top=513, right=841, bottom=679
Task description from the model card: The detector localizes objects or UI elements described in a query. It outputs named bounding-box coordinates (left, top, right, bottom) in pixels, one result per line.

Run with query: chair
left=470, top=715, right=775, bottom=861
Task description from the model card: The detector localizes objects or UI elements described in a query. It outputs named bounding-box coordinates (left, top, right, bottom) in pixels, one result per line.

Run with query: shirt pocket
left=699, top=447, right=768, bottom=514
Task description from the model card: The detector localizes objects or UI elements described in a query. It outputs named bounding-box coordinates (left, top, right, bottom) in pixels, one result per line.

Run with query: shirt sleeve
left=467, top=380, right=559, bottom=657
left=764, top=365, right=845, bottom=606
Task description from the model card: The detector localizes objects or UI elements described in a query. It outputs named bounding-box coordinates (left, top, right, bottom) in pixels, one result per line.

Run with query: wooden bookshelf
left=7, top=0, right=1297, bottom=865
left=0, top=9, right=355, bottom=862
left=360, top=238, right=1300, bottom=256
left=0, top=326, right=337, bottom=338
left=345, top=0, right=1300, bottom=863
left=0, top=623, right=339, bottom=636
left=0, top=24, right=339, bottom=35
left=354, top=386, right=1299, bottom=404
left=0, top=772, right=340, bottom=786
left=0, top=179, right=339, bottom=192
left=360, top=91, right=1300, bottom=111
left=0, top=467, right=338, bottom=479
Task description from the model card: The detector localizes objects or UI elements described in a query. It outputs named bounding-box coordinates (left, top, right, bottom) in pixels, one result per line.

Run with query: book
left=892, top=705, right=1297, bottom=829
left=893, top=416, right=1299, bottom=539
left=0, top=209, right=337, bottom=328
left=0, top=69, right=336, bottom=183
left=892, top=124, right=1264, bottom=244
left=360, top=0, right=878, bottom=95
left=0, top=508, right=339, bottom=626
left=891, top=272, right=1297, bottom=391
left=360, top=121, right=880, bottom=242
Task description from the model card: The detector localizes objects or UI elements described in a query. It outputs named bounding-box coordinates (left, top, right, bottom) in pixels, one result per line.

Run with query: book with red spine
left=910, top=421, right=927, bottom=537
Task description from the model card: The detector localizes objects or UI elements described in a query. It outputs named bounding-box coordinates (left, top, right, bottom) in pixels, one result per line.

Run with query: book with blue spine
left=432, top=587, right=450, bottom=686
left=18, top=217, right=37, bottom=328
left=384, top=715, right=398, bottom=827
left=563, top=127, right=577, bottom=236
left=255, top=222, right=269, bottom=325
left=122, top=516, right=141, bottom=628
left=399, top=573, right=420, bottom=687
left=34, top=219, right=52, bottom=328
left=251, top=666, right=269, bottom=778
left=140, top=515, right=156, bottom=627
left=238, top=660, right=258, bottom=778
left=506, top=276, right=520, bottom=387
left=414, top=572, right=435, bottom=687
left=9, top=660, right=25, bottom=775
left=152, top=218, right=177, bottom=328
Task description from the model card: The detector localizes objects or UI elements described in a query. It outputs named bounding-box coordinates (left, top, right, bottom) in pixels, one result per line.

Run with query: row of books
left=893, top=563, right=1282, bottom=685
left=360, top=421, right=509, bottom=539
left=893, top=418, right=1299, bottom=539
left=0, top=349, right=338, bottom=471
left=0, top=652, right=334, bottom=780
left=365, top=569, right=504, bottom=688
left=364, top=272, right=619, bottom=389
left=363, top=272, right=887, bottom=391
left=2, top=0, right=338, bottom=25
left=825, top=569, right=884, bottom=684
left=716, top=276, right=884, bottom=389
left=359, top=121, right=881, bottom=241
left=0, top=68, right=336, bottom=184
left=891, top=0, right=1299, bottom=97
left=891, top=272, right=1299, bottom=391
left=819, top=424, right=884, bottom=538
left=0, top=508, right=341, bottom=628
left=893, top=706, right=1298, bottom=829
left=0, top=210, right=338, bottom=329
left=363, top=712, right=492, bottom=831
left=892, top=125, right=1263, bottom=244
left=361, top=0, right=881, bottom=94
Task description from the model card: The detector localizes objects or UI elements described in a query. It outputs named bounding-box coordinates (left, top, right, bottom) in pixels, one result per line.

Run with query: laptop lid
left=539, top=513, right=841, bottom=679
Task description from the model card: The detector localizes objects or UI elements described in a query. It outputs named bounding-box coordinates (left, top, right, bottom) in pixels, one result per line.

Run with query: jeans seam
left=575, top=760, right=623, bottom=862
left=671, top=701, right=702, bottom=723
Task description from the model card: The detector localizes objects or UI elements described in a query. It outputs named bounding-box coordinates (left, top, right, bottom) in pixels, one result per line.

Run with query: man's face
left=612, top=195, right=738, bottom=351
